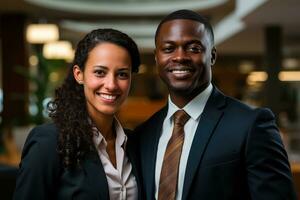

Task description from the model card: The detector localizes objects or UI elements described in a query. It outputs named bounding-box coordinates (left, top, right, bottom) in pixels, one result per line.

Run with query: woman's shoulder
left=15, top=123, right=62, bottom=199
left=22, top=123, right=59, bottom=158
left=27, top=122, right=59, bottom=142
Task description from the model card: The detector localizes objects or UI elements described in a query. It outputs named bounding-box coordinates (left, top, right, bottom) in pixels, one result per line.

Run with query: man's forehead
left=157, top=9, right=210, bottom=27
left=160, top=19, right=205, bottom=29
left=156, top=19, right=213, bottom=46
left=157, top=20, right=206, bottom=37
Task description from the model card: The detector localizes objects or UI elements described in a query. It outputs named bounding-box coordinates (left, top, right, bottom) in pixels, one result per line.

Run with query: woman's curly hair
left=48, top=28, right=140, bottom=169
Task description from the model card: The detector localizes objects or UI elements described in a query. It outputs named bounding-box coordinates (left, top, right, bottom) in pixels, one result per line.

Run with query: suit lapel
left=140, top=106, right=167, bottom=199
left=182, top=88, right=226, bottom=200
left=82, top=153, right=109, bottom=200
left=126, top=132, right=143, bottom=200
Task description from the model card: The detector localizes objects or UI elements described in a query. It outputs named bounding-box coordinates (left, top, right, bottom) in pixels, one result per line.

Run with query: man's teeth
left=172, top=69, right=190, bottom=74
left=100, top=94, right=117, bottom=100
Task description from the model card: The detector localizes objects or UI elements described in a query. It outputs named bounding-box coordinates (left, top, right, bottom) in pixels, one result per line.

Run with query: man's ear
left=73, top=65, right=84, bottom=85
left=154, top=49, right=157, bottom=64
left=211, top=47, right=217, bottom=66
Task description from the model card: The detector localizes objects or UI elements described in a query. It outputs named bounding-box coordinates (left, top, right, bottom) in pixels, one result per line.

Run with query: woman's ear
left=73, top=65, right=84, bottom=85
left=211, top=47, right=217, bottom=66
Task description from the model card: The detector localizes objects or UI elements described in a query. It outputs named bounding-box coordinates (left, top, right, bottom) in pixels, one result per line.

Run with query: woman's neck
left=89, top=111, right=115, bottom=141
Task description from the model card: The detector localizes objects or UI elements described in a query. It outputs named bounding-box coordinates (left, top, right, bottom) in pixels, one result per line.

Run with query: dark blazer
left=13, top=123, right=143, bottom=200
left=135, top=87, right=297, bottom=200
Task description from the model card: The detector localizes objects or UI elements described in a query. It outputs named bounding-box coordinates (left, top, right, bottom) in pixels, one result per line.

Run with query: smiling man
left=135, top=9, right=297, bottom=200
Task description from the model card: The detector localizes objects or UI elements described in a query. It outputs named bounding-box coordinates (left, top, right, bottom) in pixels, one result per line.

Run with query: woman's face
left=73, top=42, right=132, bottom=118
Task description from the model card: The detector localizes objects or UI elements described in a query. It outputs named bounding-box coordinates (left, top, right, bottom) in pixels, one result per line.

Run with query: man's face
left=155, top=19, right=216, bottom=105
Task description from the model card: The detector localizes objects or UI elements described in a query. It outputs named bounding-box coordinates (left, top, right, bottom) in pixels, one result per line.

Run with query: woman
left=14, top=28, right=142, bottom=199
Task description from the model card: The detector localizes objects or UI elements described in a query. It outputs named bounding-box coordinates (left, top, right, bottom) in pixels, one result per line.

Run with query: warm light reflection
left=43, top=41, right=74, bottom=61
left=49, top=72, right=60, bottom=82
left=247, top=71, right=268, bottom=85
left=29, top=55, right=39, bottom=66
left=283, top=58, right=299, bottom=69
left=26, top=24, right=59, bottom=44
left=247, top=71, right=300, bottom=85
left=279, top=71, right=300, bottom=81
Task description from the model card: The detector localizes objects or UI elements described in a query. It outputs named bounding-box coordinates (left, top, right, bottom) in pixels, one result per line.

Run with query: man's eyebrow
left=160, top=40, right=175, bottom=44
left=186, top=39, right=203, bottom=44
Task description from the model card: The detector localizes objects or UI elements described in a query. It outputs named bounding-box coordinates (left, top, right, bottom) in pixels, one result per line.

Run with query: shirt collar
left=166, top=83, right=213, bottom=121
left=92, top=118, right=127, bottom=149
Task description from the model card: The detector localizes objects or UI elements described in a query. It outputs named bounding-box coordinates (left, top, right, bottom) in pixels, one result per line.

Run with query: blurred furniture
left=292, top=163, right=300, bottom=199
left=0, top=164, right=18, bottom=200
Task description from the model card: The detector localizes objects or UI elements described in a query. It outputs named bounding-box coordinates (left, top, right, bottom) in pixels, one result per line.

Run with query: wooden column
left=0, top=14, right=29, bottom=126
left=264, top=26, right=283, bottom=124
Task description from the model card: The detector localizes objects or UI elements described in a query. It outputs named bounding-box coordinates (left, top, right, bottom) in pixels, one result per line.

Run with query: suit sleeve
left=246, top=108, right=297, bottom=200
left=13, top=125, right=61, bottom=200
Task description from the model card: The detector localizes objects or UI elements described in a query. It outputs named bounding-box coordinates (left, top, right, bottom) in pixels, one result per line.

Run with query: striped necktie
left=158, top=109, right=190, bottom=200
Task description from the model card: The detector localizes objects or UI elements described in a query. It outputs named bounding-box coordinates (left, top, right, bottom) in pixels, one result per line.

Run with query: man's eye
left=188, top=46, right=203, bottom=53
left=162, top=46, right=174, bottom=53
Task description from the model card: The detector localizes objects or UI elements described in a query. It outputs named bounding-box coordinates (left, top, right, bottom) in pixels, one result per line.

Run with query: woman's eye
left=94, top=70, right=105, bottom=76
left=118, top=72, right=130, bottom=79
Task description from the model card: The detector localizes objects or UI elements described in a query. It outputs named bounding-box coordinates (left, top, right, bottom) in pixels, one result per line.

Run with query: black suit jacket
left=135, top=87, right=297, bottom=200
left=13, top=123, right=143, bottom=200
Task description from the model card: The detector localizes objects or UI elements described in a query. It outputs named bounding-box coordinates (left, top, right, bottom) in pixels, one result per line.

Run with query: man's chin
left=168, top=83, right=209, bottom=98
left=169, top=86, right=192, bottom=96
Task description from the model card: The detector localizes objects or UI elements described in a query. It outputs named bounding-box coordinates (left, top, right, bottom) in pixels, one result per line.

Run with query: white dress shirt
left=93, top=118, right=138, bottom=200
left=155, top=84, right=213, bottom=200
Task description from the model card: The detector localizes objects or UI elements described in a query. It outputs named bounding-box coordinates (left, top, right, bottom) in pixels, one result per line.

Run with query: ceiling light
left=279, top=71, right=300, bottom=81
left=26, top=24, right=59, bottom=44
left=247, top=71, right=268, bottom=83
left=239, top=61, right=255, bottom=74
left=43, top=41, right=74, bottom=61
left=283, top=58, right=299, bottom=69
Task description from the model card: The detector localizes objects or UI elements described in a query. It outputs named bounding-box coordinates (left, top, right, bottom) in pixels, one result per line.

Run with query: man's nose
left=172, top=48, right=190, bottom=63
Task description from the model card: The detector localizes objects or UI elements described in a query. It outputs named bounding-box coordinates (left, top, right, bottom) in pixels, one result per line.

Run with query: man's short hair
left=155, top=9, right=214, bottom=45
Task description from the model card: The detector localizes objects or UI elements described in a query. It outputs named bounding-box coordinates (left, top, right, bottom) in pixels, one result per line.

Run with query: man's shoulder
left=135, top=106, right=167, bottom=130
left=221, top=93, right=274, bottom=119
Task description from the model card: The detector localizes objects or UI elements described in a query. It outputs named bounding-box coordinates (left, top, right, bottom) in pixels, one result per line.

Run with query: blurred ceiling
left=0, top=0, right=299, bottom=55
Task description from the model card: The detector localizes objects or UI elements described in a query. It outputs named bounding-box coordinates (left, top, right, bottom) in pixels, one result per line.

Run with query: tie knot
left=173, top=110, right=190, bottom=127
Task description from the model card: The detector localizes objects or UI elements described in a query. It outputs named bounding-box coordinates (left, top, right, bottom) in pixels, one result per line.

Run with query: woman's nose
left=104, top=74, right=118, bottom=91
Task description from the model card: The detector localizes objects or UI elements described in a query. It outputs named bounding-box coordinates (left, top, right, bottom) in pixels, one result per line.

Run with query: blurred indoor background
left=0, top=0, right=300, bottom=198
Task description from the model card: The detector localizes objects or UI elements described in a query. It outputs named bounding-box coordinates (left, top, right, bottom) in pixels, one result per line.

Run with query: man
left=135, top=9, right=297, bottom=200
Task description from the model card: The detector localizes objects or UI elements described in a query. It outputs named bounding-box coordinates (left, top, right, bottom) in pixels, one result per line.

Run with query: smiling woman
left=73, top=42, right=132, bottom=119
left=13, top=28, right=143, bottom=200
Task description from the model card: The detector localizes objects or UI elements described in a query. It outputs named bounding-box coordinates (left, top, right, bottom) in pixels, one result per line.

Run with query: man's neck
left=169, top=83, right=210, bottom=108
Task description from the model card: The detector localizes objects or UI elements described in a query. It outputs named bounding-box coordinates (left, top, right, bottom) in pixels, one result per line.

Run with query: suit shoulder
left=135, top=106, right=166, bottom=131
left=225, top=96, right=274, bottom=118
left=22, top=123, right=59, bottom=160
left=15, top=124, right=61, bottom=200
left=26, top=123, right=59, bottom=145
